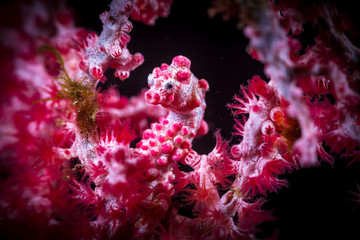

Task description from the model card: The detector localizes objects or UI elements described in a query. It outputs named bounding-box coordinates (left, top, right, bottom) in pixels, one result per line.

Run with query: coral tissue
left=0, top=0, right=359, bottom=239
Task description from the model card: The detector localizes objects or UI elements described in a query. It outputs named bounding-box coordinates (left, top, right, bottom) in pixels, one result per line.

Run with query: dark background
left=1, top=0, right=360, bottom=239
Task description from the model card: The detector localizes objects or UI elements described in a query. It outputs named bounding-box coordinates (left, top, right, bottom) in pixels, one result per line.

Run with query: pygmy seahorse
left=136, top=55, right=209, bottom=166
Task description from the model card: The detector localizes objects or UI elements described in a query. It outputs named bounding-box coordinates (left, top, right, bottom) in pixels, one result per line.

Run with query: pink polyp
left=141, top=144, right=149, bottom=151
left=161, top=141, right=174, bottom=154
left=172, top=123, right=182, bottom=132
left=90, top=67, right=103, bottom=80
left=172, top=55, right=191, bottom=69
left=116, top=71, right=129, bottom=80
left=155, top=123, right=163, bottom=131
left=152, top=67, right=161, bottom=78
left=145, top=91, right=161, bottom=104
left=79, top=60, right=89, bottom=71
left=150, top=148, right=159, bottom=157
left=181, top=127, right=189, bottom=136
left=136, top=141, right=143, bottom=148
left=157, top=133, right=166, bottom=143
left=122, top=20, right=133, bottom=33
left=176, top=70, right=191, bottom=83
left=110, top=46, right=122, bottom=58
left=157, top=156, right=168, bottom=166
left=180, top=140, right=191, bottom=149
left=149, top=140, right=156, bottom=147
left=161, top=63, right=169, bottom=70
left=161, top=119, right=169, bottom=125
left=166, top=129, right=175, bottom=137
left=198, top=79, right=209, bottom=91
left=261, top=120, right=275, bottom=135
left=171, top=149, right=184, bottom=162
left=174, top=136, right=183, bottom=145
left=119, top=33, right=131, bottom=47
left=143, top=130, right=152, bottom=140
left=122, top=2, right=132, bottom=12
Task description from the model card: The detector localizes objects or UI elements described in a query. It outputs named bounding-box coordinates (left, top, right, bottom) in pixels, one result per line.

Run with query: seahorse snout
left=145, top=90, right=161, bottom=104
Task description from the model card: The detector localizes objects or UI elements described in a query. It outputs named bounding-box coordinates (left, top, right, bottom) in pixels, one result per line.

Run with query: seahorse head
left=145, top=55, right=209, bottom=114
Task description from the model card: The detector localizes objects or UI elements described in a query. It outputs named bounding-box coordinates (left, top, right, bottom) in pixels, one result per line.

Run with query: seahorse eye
left=164, top=82, right=173, bottom=90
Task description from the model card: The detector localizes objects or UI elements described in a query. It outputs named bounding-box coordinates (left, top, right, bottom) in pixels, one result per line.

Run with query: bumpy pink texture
left=137, top=56, right=209, bottom=165
left=229, top=77, right=297, bottom=196
left=131, top=0, right=172, bottom=25
left=1, top=0, right=360, bottom=239
left=73, top=0, right=144, bottom=82
left=243, top=1, right=359, bottom=167
left=209, top=0, right=359, bottom=237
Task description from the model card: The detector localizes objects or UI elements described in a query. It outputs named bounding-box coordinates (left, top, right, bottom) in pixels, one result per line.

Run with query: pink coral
left=229, top=77, right=298, bottom=197
left=73, top=0, right=144, bottom=82
left=131, top=0, right=173, bottom=25
left=0, top=0, right=360, bottom=239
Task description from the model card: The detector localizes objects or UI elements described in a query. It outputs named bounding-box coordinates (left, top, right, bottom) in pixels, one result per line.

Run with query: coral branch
left=73, top=0, right=144, bottom=82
